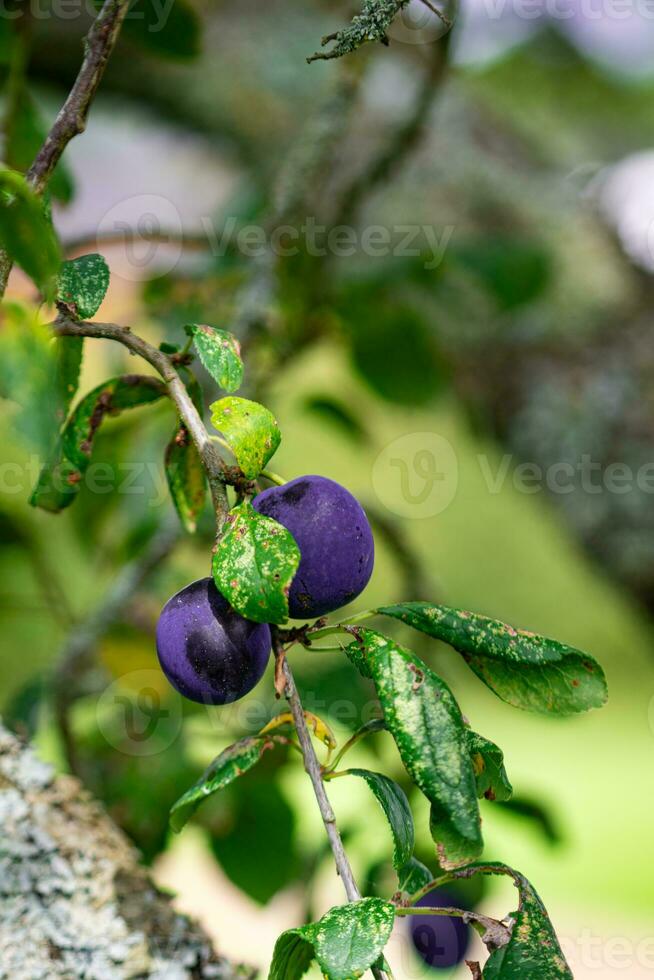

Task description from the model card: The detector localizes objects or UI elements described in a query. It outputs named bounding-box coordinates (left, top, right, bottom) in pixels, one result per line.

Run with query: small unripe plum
left=156, top=577, right=271, bottom=704
left=408, top=888, right=471, bottom=971
left=252, top=475, right=374, bottom=618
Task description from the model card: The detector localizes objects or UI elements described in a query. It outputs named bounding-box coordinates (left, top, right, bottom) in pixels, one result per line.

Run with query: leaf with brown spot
left=344, top=629, right=482, bottom=869
left=378, top=603, right=607, bottom=716
left=210, top=396, right=281, bottom=479
left=170, top=735, right=276, bottom=833
left=165, top=420, right=206, bottom=533
left=30, top=375, right=167, bottom=512
left=213, top=500, right=300, bottom=624
left=466, top=730, right=513, bottom=803
left=443, top=862, right=573, bottom=978
left=186, top=323, right=244, bottom=393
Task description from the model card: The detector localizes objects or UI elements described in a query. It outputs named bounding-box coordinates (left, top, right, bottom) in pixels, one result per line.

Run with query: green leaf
left=212, top=500, right=300, bottom=624
left=269, top=930, right=315, bottom=980
left=210, top=396, right=281, bottom=479
left=170, top=735, right=274, bottom=833
left=397, top=856, right=433, bottom=896
left=30, top=375, right=167, bottom=512
left=311, top=899, right=396, bottom=980
left=0, top=302, right=61, bottom=456
left=54, top=335, right=84, bottom=423
left=378, top=603, right=608, bottom=716
left=467, top=730, right=513, bottom=803
left=344, top=768, right=414, bottom=871
left=165, top=421, right=206, bottom=533
left=0, top=168, right=61, bottom=298
left=122, top=0, right=202, bottom=59
left=447, top=863, right=572, bottom=978
left=270, top=899, right=396, bottom=980
left=57, top=254, right=110, bottom=320
left=345, top=630, right=482, bottom=869
left=5, top=88, right=74, bottom=203
left=187, top=323, right=243, bottom=393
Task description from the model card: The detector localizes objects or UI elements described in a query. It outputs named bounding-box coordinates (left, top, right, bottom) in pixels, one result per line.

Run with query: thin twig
left=0, top=0, right=130, bottom=296
left=27, top=0, right=129, bottom=194
left=418, top=0, right=452, bottom=28
left=53, top=316, right=229, bottom=520
left=273, top=631, right=390, bottom=980
left=53, top=518, right=179, bottom=774
left=63, top=227, right=214, bottom=257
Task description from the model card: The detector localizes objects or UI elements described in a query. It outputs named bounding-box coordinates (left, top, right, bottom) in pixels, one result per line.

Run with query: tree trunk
left=0, top=722, right=254, bottom=980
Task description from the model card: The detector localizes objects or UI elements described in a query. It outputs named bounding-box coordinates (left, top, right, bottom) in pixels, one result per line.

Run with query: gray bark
left=0, top=722, right=254, bottom=980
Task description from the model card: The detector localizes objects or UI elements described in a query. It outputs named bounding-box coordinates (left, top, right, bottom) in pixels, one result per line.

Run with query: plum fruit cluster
left=156, top=476, right=374, bottom=704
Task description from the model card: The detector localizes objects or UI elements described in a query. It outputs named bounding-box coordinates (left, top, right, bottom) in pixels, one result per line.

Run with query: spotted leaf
left=210, top=396, right=281, bottom=479
left=30, top=375, right=167, bottom=512
left=444, top=863, right=573, bottom=978
left=270, top=898, right=395, bottom=980
left=57, top=253, right=110, bottom=320
left=170, top=735, right=274, bottom=833
left=378, top=603, right=607, bottom=716
left=466, top=730, right=513, bottom=803
left=187, top=323, right=243, bottom=393
left=345, top=629, right=482, bottom=869
left=212, top=500, right=300, bottom=624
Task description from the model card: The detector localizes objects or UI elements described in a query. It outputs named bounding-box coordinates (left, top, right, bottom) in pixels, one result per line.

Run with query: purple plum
left=408, top=888, right=471, bottom=971
left=156, top=577, right=271, bottom=704
left=252, top=475, right=374, bottom=618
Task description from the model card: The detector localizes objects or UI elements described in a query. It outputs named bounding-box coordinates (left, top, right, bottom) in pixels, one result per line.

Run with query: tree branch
left=53, top=316, right=229, bottom=519
left=27, top=0, right=130, bottom=194
left=0, top=0, right=130, bottom=296
left=0, top=721, right=253, bottom=978
left=55, top=321, right=391, bottom=973
left=273, top=630, right=390, bottom=980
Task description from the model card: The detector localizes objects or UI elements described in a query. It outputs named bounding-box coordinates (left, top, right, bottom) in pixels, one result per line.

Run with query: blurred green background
left=3, top=0, right=654, bottom=975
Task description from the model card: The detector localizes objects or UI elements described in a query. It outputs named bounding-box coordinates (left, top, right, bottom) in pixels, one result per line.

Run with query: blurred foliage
left=3, top=0, right=654, bottom=943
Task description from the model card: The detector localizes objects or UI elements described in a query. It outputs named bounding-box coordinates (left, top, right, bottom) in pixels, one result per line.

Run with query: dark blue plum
left=156, top=577, right=271, bottom=704
left=408, top=888, right=471, bottom=971
left=252, top=475, right=374, bottom=618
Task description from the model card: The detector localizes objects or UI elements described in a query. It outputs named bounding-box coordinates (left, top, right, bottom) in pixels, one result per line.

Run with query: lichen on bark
left=0, top=722, right=254, bottom=980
